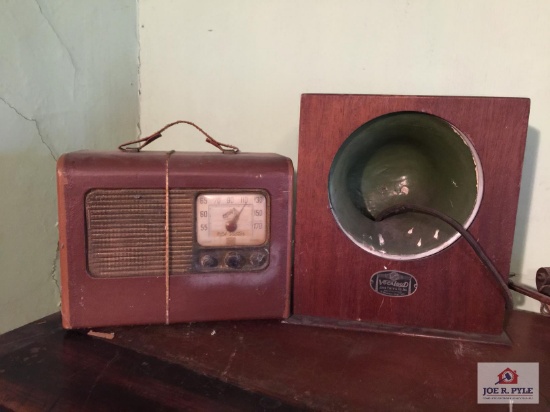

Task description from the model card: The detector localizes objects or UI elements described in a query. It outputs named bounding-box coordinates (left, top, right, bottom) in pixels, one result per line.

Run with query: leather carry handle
left=118, top=120, right=240, bottom=154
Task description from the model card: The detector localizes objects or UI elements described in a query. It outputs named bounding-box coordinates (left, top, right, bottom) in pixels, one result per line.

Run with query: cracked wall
left=0, top=0, right=139, bottom=333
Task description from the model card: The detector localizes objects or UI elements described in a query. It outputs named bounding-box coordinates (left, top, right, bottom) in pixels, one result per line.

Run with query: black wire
left=374, top=204, right=514, bottom=310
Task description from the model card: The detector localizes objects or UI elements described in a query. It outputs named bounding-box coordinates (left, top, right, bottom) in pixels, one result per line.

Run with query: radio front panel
left=85, top=189, right=270, bottom=278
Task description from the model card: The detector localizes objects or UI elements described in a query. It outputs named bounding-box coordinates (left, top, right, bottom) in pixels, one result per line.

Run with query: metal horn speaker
left=328, top=111, right=483, bottom=260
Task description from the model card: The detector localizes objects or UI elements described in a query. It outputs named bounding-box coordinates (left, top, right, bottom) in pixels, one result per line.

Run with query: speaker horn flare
left=328, top=111, right=483, bottom=260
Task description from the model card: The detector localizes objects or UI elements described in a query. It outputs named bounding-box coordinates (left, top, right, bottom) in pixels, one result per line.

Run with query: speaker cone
left=328, top=111, right=483, bottom=260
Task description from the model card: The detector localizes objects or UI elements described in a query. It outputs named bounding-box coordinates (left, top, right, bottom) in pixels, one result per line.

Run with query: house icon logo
left=478, top=362, right=538, bottom=404
left=495, top=368, right=519, bottom=385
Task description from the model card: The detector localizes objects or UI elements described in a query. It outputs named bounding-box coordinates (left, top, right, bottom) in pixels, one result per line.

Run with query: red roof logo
left=496, top=368, right=519, bottom=384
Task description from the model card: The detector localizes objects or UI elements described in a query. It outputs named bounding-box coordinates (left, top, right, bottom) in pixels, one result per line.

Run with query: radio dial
left=196, top=193, right=268, bottom=247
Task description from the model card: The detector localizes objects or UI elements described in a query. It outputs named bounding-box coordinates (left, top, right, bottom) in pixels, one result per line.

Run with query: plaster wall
left=139, top=0, right=550, bottom=312
left=0, top=0, right=139, bottom=333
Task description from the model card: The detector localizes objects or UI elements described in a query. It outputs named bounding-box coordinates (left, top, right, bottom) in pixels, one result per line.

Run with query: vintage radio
left=290, top=94, right=530, bottom=343
left=57, top=122, right=293, bottom=328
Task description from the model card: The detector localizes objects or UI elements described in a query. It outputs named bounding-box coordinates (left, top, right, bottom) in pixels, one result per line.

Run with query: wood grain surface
left=0, top=311, right=548, bottom=411
left=294, top=94, right=530, bottom=336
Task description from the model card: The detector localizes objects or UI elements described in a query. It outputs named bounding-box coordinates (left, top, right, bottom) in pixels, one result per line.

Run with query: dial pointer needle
left=226, top=204, right=247, bottom=232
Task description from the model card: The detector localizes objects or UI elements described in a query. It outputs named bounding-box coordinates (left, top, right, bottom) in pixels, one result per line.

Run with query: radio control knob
left=250, top=251, right=267, bottom=267
left=225, top=252, right=244, bottom=269
left=201, top=255, right=218, bottom=268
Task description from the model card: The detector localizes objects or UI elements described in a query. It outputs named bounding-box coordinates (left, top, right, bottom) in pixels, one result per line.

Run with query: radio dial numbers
left=196, top=193, right=268, bottom=247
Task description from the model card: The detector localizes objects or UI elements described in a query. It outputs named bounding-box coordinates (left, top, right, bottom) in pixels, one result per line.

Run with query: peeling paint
left=49, top=243, right=61, bottom=296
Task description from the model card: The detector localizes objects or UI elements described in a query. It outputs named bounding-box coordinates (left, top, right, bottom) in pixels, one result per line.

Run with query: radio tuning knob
left=225, top=252, right=245, bottom=269
left=250, top=251, right=267, bottom=267
left=200, top=255, right=218, bottom=268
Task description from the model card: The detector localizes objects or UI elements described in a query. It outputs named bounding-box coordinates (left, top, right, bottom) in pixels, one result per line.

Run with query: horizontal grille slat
left=88, top=215, right=165, bottom=221
left=90, top=267, right=193, bottom=276
left=86, top=189, right=195, bottom=278
left=89, top=239, right=193, bottom=246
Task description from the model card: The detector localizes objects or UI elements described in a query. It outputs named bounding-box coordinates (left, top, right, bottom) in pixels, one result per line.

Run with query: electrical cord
left=374, top=204, right=514, bottom=310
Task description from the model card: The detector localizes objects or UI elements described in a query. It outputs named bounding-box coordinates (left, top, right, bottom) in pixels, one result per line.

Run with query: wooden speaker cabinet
left=57, top=150, right=293, bottom=329
left=290, top=94, right=530, bottom=343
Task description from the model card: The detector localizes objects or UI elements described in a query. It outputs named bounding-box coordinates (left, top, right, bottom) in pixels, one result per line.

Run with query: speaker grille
left=86, top=189, right=194, bottom=278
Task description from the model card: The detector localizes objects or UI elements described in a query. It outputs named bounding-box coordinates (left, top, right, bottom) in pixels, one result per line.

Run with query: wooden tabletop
left=0, top=310, right=548, bottom=411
